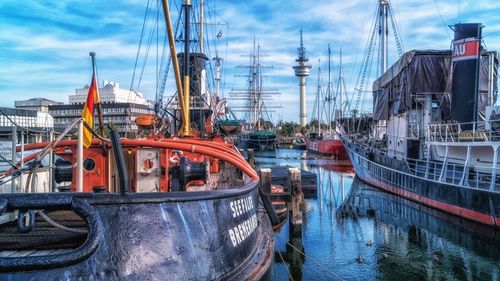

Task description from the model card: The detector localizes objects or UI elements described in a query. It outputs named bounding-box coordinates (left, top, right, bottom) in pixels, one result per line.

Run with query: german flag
left=81, top=73, right=100, bottom=148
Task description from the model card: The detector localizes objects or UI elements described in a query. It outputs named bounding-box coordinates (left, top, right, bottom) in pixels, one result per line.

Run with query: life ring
left=169, top=150, right=183, bottom=164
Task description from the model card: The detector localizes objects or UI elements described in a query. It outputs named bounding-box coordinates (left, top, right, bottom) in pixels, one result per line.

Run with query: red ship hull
left=306, top=138, right=348, bottom=158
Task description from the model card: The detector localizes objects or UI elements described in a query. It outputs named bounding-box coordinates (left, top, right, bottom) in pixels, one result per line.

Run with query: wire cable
left=38, top=210, right=88, bottom=234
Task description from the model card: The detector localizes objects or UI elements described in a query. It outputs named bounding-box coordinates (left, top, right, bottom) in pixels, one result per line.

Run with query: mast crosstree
left=230, top=40, right=280, bottom=132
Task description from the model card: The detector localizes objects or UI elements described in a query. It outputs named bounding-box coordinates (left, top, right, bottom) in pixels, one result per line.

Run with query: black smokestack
left=177, top=52, right=209, bottom=96
left=450, top=23, right=482, bottom=128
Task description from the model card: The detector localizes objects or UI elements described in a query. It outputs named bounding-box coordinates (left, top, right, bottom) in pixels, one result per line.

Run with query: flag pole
left=77, top=118, right=84, bottom=192
left=90, top=52, right=105, bottom=137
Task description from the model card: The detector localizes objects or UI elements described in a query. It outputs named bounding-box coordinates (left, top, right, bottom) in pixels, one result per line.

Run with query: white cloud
left=1, top=0, right=499, bottom=124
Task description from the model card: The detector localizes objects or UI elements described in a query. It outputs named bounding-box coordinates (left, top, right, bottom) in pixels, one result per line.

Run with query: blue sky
left=1, top=0, right=500, bottom=123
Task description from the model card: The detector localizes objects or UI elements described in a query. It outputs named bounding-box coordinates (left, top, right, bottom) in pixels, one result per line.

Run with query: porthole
left=83, top=158, right=96, bottom=171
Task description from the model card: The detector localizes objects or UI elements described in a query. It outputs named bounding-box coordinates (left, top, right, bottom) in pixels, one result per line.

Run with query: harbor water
left=255, top=149, right=500, bottom=281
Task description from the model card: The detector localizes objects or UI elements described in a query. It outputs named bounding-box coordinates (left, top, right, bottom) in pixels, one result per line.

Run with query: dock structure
left=258, top=166, right=310, bottom=237
left=260, top=166, right=306, bottom=279
left=268, top=165, right=317, bottom=198
left=287, top=167, right=304, bottom=236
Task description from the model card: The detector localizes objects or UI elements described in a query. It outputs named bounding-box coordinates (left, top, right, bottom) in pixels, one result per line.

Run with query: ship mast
left=199, top=0, right=204, bottom=52
left=252, top=39, right=257, bottom=130
left=379, top=0, right=389, bottom=74
left=336, top=48, right=345, bottom=119
left=229, top=40, right=280, bottom=129
left=316, top=59, right=322, bottom=134
left=351, top=0, right=403, bottom=119
left=257, top=43, right=262, bottom=131
left=327, top=44, right=333, bottom=133
left=160, top=0, right=188, bottom=135
left=182, top=0, right=192, bottom=135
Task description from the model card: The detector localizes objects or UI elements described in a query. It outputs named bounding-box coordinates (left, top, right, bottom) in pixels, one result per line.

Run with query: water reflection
left=341, top=178, right=500, bottom=281
left=255, top=150, right=500, bottom=281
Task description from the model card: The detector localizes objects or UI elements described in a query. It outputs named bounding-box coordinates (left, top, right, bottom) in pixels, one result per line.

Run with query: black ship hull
left=238, top=132, right=276, bottom=151
left=0, top=182, right=274, bottom=280
left=341, top=137, right=500, bottom=228
left=292, top=142, right=306, bottom=150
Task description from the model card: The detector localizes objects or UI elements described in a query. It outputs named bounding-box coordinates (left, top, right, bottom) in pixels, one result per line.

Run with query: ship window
left=83, top=158, right=96, bottom=171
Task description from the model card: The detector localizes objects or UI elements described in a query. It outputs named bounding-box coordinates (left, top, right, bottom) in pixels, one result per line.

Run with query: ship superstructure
left=339, top=0, right=500, bottom=228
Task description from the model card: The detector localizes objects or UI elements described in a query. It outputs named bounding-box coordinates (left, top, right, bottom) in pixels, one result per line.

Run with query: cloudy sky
left=1, top=0, right=500, bottom=123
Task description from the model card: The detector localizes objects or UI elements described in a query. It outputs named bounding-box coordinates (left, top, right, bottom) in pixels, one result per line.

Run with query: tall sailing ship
left=230, top=41, right=280, bottom=151
left=0, top=1, right=277, bottom=279
left=307, top=45, right=347, bottom=159
left=339, top=0, right=500, bottom=228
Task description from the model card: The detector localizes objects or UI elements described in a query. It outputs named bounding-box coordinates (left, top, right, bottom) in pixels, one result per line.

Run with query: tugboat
left=0, top=0, right=276, bottom=279
left=339, top=1, right=500, bottom=228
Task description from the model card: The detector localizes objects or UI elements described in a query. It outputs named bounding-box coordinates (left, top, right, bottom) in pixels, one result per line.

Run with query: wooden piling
left=259, top=168, right=272, bottom=194
left=247, top=148, right=255, bottom=167
left=258, top=168, right=280, bottom=226
left=287, top=167, right=303, bottom=237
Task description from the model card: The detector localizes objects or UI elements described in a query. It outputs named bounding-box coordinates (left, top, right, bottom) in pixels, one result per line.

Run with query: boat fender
left=17, top=210, right=35, bottom=233
left=258, top=186, right=280, bottom=227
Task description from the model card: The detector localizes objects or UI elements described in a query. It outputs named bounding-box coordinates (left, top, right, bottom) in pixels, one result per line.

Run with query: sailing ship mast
left=379, top=0, right=389, bottom=74
left=316, top=59, right=322, bottom=134
left=327, top=44, right=333, bottom=133
left=257, top=42, right=262, bottom=131
left=252, top=39, right=257, bottom=129
left=335, top=48, right=347, bottom=119
left=229, top=41, right=280, bottom=132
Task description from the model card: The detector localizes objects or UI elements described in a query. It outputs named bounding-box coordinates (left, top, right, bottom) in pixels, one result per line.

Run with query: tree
left=255, top=118, right=274, bottom=131
left=276, top=120, right=300, bottom=137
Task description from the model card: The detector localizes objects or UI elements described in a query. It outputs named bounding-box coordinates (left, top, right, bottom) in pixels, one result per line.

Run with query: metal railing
left=427, top=120, right=500, bottom=142
left=350, top=140, right=500, bottom=191
left=405, top=158, right=498, bottom=190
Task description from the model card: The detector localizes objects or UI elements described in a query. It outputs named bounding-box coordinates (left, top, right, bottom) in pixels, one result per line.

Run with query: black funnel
left=450, top=23, right=482, bottom=127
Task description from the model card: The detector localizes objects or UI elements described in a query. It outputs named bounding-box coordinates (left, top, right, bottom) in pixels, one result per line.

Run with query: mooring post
left=247, top=148, right=255, bottom=167
left=287, top=167, right=303, bottom=237
left=259, top=168, right=272, bottom=194
left=258, top=168, right=280, bottom=227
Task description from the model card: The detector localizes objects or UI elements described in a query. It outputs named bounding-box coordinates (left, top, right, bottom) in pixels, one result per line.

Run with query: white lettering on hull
left=229, top=195, right=254, bottom=218
left=228, top=195, right=258, bottom=247
left=228, top=214, right=258, bottom=247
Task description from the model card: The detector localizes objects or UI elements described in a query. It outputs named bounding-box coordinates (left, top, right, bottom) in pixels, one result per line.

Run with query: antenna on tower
left=293, top=29, right=312, bottom=128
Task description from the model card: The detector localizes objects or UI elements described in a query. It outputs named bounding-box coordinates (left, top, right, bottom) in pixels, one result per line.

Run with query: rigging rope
left=276, top=247, right=294, bottom=281
left=129, top=0, right=152, bottom=101
left=388, top=2, right=405, bottom=57
left=0, top=107, right=52, bottom=134
left=256, top=198, right=346, bottom=281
